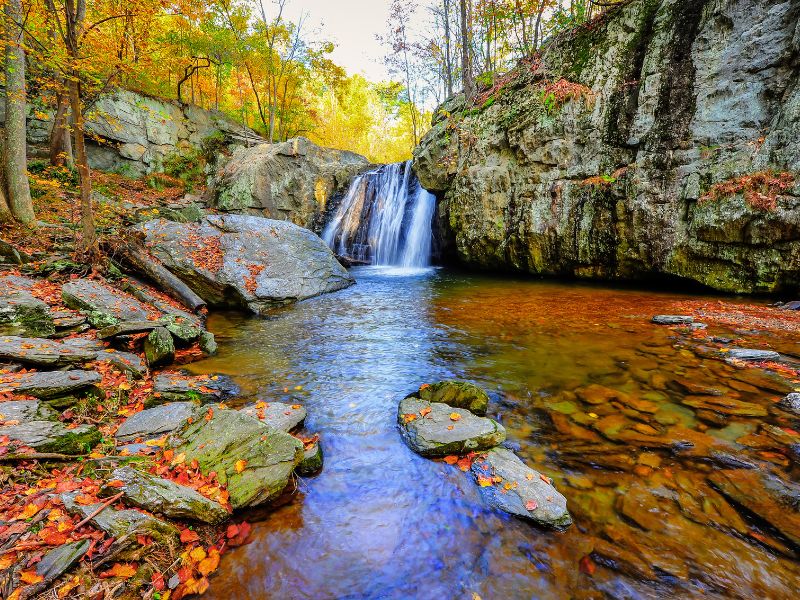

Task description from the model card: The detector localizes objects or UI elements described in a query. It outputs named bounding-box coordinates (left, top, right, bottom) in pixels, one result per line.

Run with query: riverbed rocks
left=102, top=466, right=230, bottom=524
left=397, top=396, right=506, bottom=457
left=62, top=278, right=153, bottom=328
left=471, top=448, right=572, bottom=529
left=240, top=401, right=306, bottom=431
left=138, top=214, right=355, bottom=313
left=144, top=327, right=176, bottom=368
left=149, top=372, right=237, bottom=406
left=0, top=275, right=55, bottom=337
left=653, top=316, right=694, bottom=325
left=726, top=348, right=782, bottom=362
left=169, top=408, right=304, bottom=510
left=0, top=336, right=98, bottom=367
left=207, top=137, right=370, bottom=230
left=778, top=393, right=800, bottom=415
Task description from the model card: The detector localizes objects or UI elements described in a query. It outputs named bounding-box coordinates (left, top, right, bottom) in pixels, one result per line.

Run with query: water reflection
left=193, top=268, right=800, bottom=600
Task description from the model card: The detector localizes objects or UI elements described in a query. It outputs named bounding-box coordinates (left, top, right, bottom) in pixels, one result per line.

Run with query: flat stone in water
left=415, top=380, right=490, bottom=415
left=652, top=315, right=694, bottom=325
left=149, top=372, right=237, bottom=406
left=0, top=336, right=97, bottom=367
left=397, top=397, right=506, bottom=457
left=471, top=448, right=572, bottom=529
left=296, top=441, right=323, bottom=476
left=171, top=409, right=303, bottom=510
left=726, top=348, right=781, bottom=362
left=62, top=491, right=179, bottom=542
left=681, top=395, right=768, bottom=417
left=240, top=402, right=306, bottom=431
left=115, top=402, right=198, bottom=442
left=102, top=466, right=230, bottom=524
left=0, top=370, right=101, bottom=400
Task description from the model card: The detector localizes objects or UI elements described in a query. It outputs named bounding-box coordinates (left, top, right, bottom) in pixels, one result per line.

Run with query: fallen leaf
left=449, top=413, right=462, bottom=422
left=235, top=459, right=247, bottom=474
left=189, top=547, right=207, bottom=562
left=525, top=500, right=538, bottom=511
left=579, top=555, right=596, bottom=576
left=57, top=575, right=81, bottom=598
left=420, top=407, right=432, bottom=417
left=539, top=474, right=552, bottom=485
left=198, top=549, right=220, bottom=576
left=180, top=528, right=200, bottom=544
left=19, top=570, right=44, bottom=584
left=100, top=562, right=137, bottom=579
left=443, top=456, right=458, bottom=465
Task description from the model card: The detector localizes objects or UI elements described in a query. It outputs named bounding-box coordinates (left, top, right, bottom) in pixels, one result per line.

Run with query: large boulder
left=0, top=336, right=98, bottom=367
left=239, top=402, right=306, bottom=432
left=62, top=279, right=153, bottom=328
left=0, top=400, right=101, bottom=454
left=115, top=402, right=199, bottom=442
left=397, top=397, right=506, bottom=457
left=208, top=137, right=370, bottom=231
left=413, top=0, right=800, bottom=294
left=170, top=408, right=304, bottom=510
left=414, top=380, right=490, bottom=416
left=471, top=448, right=572, bottom=529
left=139, top=214, right=354, bottom=313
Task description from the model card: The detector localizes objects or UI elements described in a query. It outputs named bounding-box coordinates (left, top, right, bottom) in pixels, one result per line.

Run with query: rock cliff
left=414, top=0, right=800, bottom=293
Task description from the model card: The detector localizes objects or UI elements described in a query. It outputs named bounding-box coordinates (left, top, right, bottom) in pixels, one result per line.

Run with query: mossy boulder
left=144, top=327, right=175, bottom=368
left=414, top=380, right=490, bottom=416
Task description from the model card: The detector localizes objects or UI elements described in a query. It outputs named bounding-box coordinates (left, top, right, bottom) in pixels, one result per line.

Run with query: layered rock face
left=206, top=137, right=371, bottom=231
left=414, top=0, right=800, bottom=293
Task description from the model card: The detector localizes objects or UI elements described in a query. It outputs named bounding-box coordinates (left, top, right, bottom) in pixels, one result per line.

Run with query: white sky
left=281, top=0, right=432, bottom=82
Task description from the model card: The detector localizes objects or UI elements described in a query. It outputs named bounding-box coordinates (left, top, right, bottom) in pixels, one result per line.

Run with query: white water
left=322, top=161, right=435, bottom=268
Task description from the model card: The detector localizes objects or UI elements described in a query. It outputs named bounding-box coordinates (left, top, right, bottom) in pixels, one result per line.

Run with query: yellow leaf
left=588, top=412, right=599, bottom=419
left=189, top=547, right=207, bottom=562
left=477, top=476, right=493, bottom=487
left=18, top=503, right=40, bottom=520
left=449, top=413, right=462, bottom=422
left=20, top=569, right=43, bottom=584
left=235, top=459, right=247, bottom=474
left=170, top=452, right=186, bottom=466
left=145, top=437, right=166, bottom=448
left=57, top=575, right=81, bottom=599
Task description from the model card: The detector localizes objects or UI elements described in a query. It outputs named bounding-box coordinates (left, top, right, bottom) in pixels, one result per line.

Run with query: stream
left=189, top=266, right=800, bottom=599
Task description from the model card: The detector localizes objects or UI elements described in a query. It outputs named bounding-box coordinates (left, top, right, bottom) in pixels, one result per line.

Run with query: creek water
left=191, top=267, right=800, bottom=600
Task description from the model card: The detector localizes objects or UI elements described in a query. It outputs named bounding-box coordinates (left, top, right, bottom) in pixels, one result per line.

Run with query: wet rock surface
left=170, top=408, right=304, bottom=510
left=138, top=214, right=355, bottom=313
left=0, top=370, right=101, bottom=400
left=239, top=401, right=306, bottom=431
left=471, top=448, right=572, bottom=529
left=62, top=279, right=153, bottom=327
left=415, top=380, right=490, bottom=415
left=115, top=402, right=198, bottom=442
left=0, top=336, right=98, bottom=367
left=397, top=397, right=506, bottom=457
left=149, top=372, right=237, bottom=406
left=101, top=466, right=230, bottom=524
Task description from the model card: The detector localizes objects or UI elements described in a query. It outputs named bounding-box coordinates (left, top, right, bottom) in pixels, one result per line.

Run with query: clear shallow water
left=191, top=267, right=800, bottom=600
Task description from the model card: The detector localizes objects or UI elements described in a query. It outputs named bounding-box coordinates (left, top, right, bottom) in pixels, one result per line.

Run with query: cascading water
left=322, top=161, right=436, bottom=268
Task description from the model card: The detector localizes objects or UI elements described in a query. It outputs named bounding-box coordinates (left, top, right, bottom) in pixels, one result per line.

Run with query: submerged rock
left=726, top=348, right=782, bottom=362
left=652, top=316, right=694, bottom=325
left=115, top=402, right=198, bottom=442
left=471, top=448, right=572, bottom=529
left=414, top=380, right=490, bottom=416
left=397, top=397, right=506, bottom=457
left=0, top=370, right=101, bottom=400
left=102, top=466, right=230, bottom=524
left=138, top=214, right=354, bottom=314
left=149, top=372, right=237, bottom=406
left=239, top=402, right=306, bottom=431
left=171, top=409, right=303, bottom=510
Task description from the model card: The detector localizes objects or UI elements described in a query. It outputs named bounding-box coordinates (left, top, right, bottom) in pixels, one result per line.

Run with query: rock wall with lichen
left=413, top=0, right=800, bottom=294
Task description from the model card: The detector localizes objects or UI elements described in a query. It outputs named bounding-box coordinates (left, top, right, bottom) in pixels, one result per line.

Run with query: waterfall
left=322, top=161, right=435, bottom=268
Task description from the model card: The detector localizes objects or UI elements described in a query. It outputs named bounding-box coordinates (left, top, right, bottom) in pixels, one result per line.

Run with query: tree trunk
left=3, top=0, right=34, bottom=223
left=67, top=74, right=98, bottom=260
left=49, top=93, right=73, bottom=167
left=460, top=0, right=474, bottom=101
left=444, top=0, right=453, bottom=97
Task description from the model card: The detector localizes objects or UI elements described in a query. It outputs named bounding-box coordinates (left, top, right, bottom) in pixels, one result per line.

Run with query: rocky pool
left=188, top=266, right=800, bottom=599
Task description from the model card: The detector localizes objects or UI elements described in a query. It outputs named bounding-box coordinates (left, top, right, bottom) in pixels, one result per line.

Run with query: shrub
left=699, top=171, right=795, bottom=211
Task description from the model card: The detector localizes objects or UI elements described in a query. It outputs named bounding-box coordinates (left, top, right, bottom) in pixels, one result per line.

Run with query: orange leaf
left=106, top=480, right=124, bottom=488
left=234, top=459, right=247, bottom=474
left=198, top=549, right=220, bottom=576
left=19, top=569, right=43, bottom=584
left=420, top=407, right=432, bottom=417
left=402, top=413, right=417, bottom=423
left=449, top=413, right=462, bottom=421
left=180, top=528, right=200, bottom=544
left=100, top=563, right=137, bottom=579
left=579, top=555, right=596, bottom=576
left=18, top=503, right=40, bottom=520
left=539, top=474, right=552, bottom=485
left=443, top=456, right=458, bottom=465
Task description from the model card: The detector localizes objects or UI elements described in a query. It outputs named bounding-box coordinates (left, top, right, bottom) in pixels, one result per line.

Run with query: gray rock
left=138, top=214, right=354, bottom=314
left=726, top=348, right=781, bottom=362
left=149, top=372, right=237, bottom=406
left=115, top=402, right=198, bottom=442
left=62, top=491, right=179, bottom=542
left=0, top=336, right=97, bottom=367
left=199, top=330, right=218, bottom=355
left=144, top=327, right=175, bottom=367
left=0, top=370, right=101, bottom=399
left=652, top=316, right=694, bottom=325
left=101, top=466, right=230, bottom=524
left=296, top=441, right=323, bottom=476
left=98, top=320, right=167, bottom=339
left=171, top=408, right=303, bottom=510
left=0, top=399, right=57, bottom=422
left=778, top=393, right=800, bottom=415
left=62, top=279, right=152, bottom=327
left=0, top=419, right=101, bottom=455
left=782, top=301, right=800, bottom=310
left=208, top=137, right=370, bottom=230
left=101, top=350, right=147, bottom=379
left=240, top=402, right=306, bottom=431
left=415, top=380, right=490, bottom=416
left=397, top=397, right=506, bottom=457
left=0, top=276, right=54, bottom=337
left=471, top=448, right=572, bottom=529
left=36, top=539, right=90, bottom=582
